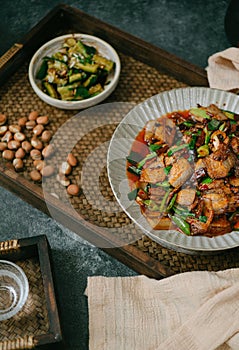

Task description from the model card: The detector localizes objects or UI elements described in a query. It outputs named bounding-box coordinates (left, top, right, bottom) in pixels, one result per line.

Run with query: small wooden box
left=0, top=235, right=62, bottom=349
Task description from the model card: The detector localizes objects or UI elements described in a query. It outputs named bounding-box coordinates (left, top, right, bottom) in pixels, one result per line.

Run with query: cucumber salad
left=36, top=37, right=115, bottom=101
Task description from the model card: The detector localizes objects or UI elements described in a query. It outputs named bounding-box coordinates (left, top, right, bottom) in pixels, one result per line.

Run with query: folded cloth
left=85, top=269, right=239, bottom=350
left=207, top=47, right=239, bottom=91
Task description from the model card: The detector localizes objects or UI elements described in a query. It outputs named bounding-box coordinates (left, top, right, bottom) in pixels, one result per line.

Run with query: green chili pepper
left=229, top=211, right=239, bottom=221
left=201, top=177, right=213, bottom=184
left=207, top=119, right=221, bottom=131
left=158, top=189, right=171, bottom=212
left=197, top=144, right=209, bottom=157
left=188, top=135, right=197, bottom=150
left=164, top=165, right=172, bottom=175
left=137, top=152, right=157, bottom=169
left=172, top=206, right=195, bottom=219
left=170, top=214, right=191, bottom=235
left=190, top=108, right=210, bottom=120
left=183, top=121, right=195, bottom=127
left=219, top=122, right=226, bottom=131
left=167, top=144, right=188, bottom=156
left=127, top=188, right=138, bottom=201
left=155, top=181, right=171, bottom=188
left=127, top=165, right=141, bottom=176
left=143, top=200, right=160, bottom=211
left=203, top=127, right=212, bottom=145
left=199, top=215, right=207, bottom=223
left=223, top=110, right=235, bottom=120
left=166, top=193, right=177, bottom=212
left=149, top=144, right=163, bottom=152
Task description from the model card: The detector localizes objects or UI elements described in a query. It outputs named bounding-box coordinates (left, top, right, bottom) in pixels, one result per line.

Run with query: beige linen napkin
left=85, top=268, right=239, bottom=350
left=207, top=47, right=239, bottom=91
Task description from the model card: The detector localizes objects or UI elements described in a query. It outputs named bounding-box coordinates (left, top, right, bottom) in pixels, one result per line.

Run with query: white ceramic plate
left=107, top=87, right=239, bottom=252
left=29, top=34, right=121, bottom=110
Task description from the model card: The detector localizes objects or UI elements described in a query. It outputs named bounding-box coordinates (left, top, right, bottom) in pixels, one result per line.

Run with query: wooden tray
left=0, top=235, right=62, bottom=349
left=1, top=4, right=239, bottom=280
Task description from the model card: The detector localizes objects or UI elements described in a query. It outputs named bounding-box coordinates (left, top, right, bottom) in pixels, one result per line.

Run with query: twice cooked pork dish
left=127, top=104, right=239, bottom=236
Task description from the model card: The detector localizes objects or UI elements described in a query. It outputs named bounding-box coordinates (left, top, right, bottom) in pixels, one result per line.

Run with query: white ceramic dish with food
left=28, top=34, right=121, bottom=110
left=107, top=87, right=239, bottom=252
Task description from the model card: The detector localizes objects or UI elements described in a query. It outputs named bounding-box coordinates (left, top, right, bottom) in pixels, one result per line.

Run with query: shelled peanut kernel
left=13, top=158, right=23, bottom=171
left=67, top=184, right=80, bottom=196
left=0, top=114, right=7, bottom=126
left=30, top=169, right=42, bottom=182
left=0, top=111, right=80, bottom=193
left=28, top=111, right=39, bottom=121
left=55, top=152, right=80, bottom=196
left=67, top=153, right=78, bottom=167
left=0, top=111, right=52, bottom=178
left=41, top=165, right=55, bottom=177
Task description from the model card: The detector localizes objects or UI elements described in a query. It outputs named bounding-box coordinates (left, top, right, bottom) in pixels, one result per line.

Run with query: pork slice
left=140, top=167, right=166, bottom=184
left=204, top=153, right=236, bottom=179
left=168, top=158, right=193, bottom=188
left=203, top=192, right=228, bottom=214
left=154, top=117, right=176, bottom=146
left=176, top=188, right=196, bottom=207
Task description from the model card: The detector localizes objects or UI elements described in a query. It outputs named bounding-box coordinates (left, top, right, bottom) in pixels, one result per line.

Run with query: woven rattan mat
left=0, top=258, right=49, bottom=342
left=1, top=52, right=239, bottom=276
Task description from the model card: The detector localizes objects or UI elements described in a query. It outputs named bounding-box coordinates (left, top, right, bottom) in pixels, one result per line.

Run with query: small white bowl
left=28, top=34, right=121, bottom=110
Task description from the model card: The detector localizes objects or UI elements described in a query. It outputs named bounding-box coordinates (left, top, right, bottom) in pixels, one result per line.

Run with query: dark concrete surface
left=0, top=1, right=232, bottom=349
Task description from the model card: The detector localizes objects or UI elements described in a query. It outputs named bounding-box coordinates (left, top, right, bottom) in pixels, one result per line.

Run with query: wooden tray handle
left=0, top=336, right=35, bottom=349
left=0, top=43, right=23, bottom=69
left=0, top=239, right=20, bottom=252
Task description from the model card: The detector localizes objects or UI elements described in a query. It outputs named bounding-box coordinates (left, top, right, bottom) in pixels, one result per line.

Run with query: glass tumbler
left=0, top=260, right=29, bottom=321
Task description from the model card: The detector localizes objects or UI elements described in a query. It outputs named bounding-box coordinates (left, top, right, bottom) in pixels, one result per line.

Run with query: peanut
left=31, top=137, right=43, bottom=150
left=25, top=120, right=36, bottom=130
left=33, top=159, right=45, bottom=172
left=42, top=144, right=55, bottom=159
left=8, top=140, right=20, bottom=150
left=41, top=165, right=55, bottom=177
left=0, top=142, right=7, bottom=151
left=18, top=117, right=28, bottom=127
left=2, top=149, right=14, bottom=160
left=28, top=111, right=39, bottom=121
left=15, top=148, right=25, bottom=159
left=30, top=149, right=42, bottom=160
left=1, top=131, right=12, bottom=143
left=57, top=173, right=71, bottom=187
left=14, top=132, right=25, bottom=142
left=59, top=161, right=72, bottom=175
left=21, top=141, right=32, bottom=153
left=30, top=169, right=42, bottom=182
left=33, top=124, right=44, bottom=136
left=13, top=158, right=24, bottom=171
left=9, top=124, right=21, bottom=133
left=0, top=114, right=7, bottom=126
left=41, top=130, right=52, bottom=143
left=0, top=126, right=8, bottom=136
left=67, top=184, right=80, bottom=196
left=67, top=153, right=78, bottom=167
left=36, top=115, right=49, bottom=125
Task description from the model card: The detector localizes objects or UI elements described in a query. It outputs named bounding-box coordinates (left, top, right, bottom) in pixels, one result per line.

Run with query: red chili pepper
left=234, top=221, right=239, bottom=229
left=199, top=184, right=209, bottom=191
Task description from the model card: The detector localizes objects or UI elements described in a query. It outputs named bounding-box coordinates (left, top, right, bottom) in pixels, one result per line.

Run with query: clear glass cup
left=0, top=260, right=29, bottom=321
